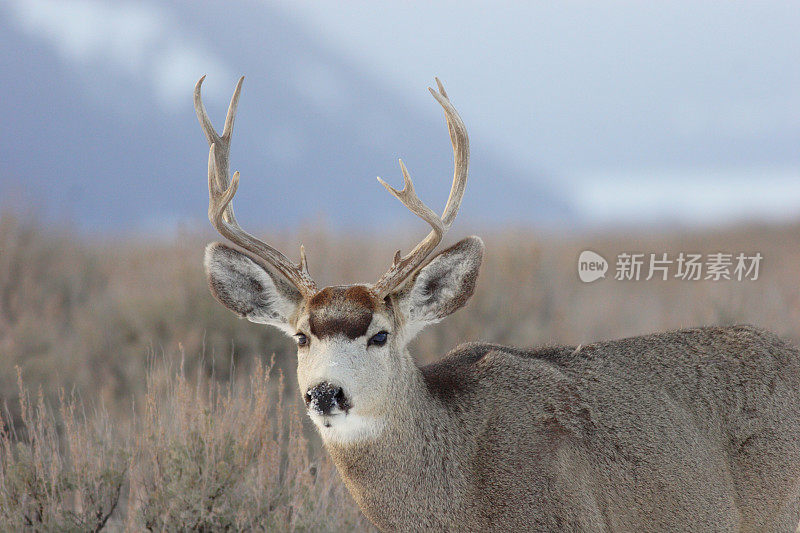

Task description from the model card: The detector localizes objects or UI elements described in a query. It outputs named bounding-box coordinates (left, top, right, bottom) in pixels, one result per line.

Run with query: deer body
left=193, top=77, right=800, bottom=531
left=326, top=326, right=800, bottom=531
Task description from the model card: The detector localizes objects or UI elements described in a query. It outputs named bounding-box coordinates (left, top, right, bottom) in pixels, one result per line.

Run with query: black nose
left=305, top=382, right=348, bottom=415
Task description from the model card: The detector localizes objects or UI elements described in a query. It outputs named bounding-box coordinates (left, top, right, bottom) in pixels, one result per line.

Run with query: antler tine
left=194, top=75, right=219, bottom=145
left=429, top=78, right=469, bottom=229
left=299, top=244, right=310, bottom=277
left=197, top=76, right=243, bottom=225
left=377, top=159, right=445, bottom=237
left=196, top=76, right=317, bottom=297
left=372, top=79, right=469, bottom=297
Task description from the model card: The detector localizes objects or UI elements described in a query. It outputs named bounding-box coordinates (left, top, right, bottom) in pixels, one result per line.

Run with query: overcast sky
left=3, top=0, right=800, bottom=226
left=279, top=2, right=800, bottom=171
left=279, top=1, right=800, bottom=222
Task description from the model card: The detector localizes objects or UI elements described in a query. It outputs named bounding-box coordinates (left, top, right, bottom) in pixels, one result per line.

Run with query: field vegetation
left=2, top=212, right=800, bottom=530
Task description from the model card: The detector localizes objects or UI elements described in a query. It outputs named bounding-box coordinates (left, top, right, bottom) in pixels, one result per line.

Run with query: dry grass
left=1, top=358, right=373, bottom=531
left=0, top=369, right=124, bottom=531
left=1, top=211, right=800, bottom=530
left=129, top=353, right=372, bottom=531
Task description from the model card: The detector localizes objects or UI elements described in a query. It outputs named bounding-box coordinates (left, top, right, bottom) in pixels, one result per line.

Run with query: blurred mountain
left=0, top=1, right=572, bottom=233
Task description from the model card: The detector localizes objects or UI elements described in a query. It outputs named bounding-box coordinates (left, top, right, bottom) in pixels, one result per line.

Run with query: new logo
left=578, top=250, right=608, bottom=283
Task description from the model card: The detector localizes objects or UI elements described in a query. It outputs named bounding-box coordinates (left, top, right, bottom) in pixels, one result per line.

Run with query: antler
left=371, top=78, right=469, bottom=297
left=195, top=76, right=317, bottom=297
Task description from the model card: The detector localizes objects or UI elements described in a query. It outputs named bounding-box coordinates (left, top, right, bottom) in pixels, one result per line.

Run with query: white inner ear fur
left=204, top=243, right=300, bottom=336
left=398, top=236, right=483, bottom=340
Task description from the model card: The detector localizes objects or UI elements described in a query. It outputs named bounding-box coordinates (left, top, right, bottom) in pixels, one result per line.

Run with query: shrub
left=0, top=368, right=125, bottom=531
left=0, top=362, right=373, bottom=531
left=130, top=354, right=372, bottom=531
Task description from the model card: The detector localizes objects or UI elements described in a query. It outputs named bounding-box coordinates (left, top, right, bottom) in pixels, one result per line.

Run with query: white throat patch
left=309, top=411, right=385, bottom=445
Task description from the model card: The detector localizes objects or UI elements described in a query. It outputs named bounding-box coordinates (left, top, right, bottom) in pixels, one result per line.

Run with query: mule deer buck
left=194, top=76, right=800, bottom=531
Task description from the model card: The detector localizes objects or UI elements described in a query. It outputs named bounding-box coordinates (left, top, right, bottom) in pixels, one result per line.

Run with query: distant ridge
left=0, top=1, right=572, bottom=232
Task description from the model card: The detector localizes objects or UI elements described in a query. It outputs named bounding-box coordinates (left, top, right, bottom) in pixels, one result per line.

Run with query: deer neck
left=323, top=347, right=472, bottom=530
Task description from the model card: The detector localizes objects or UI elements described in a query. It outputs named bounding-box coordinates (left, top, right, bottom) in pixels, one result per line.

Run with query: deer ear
left=395, top=236, right=483, bottom=339
left=204, top=242, right=302, bottom=335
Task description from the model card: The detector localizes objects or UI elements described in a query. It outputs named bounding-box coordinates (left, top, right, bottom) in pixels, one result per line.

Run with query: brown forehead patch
left=308, top=286, right=376, bottom=339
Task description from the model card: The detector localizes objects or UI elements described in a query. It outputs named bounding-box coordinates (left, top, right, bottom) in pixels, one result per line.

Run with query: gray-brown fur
left=196, top=77, right=800, bottom=531
left=204, top=234, right=800, bottom=531
left=328, top=325, right=800, bottom=531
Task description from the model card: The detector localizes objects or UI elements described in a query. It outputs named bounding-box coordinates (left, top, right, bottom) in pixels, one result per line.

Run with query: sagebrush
left=2, top=212, right=800, bottom=529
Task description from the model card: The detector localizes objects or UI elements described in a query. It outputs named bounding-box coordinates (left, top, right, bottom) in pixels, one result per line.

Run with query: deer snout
left=305, top=382, right=350, bottom=416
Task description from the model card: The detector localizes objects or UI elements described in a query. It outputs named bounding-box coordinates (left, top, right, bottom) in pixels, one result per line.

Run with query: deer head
left=195, top=76, right=482, bottom=443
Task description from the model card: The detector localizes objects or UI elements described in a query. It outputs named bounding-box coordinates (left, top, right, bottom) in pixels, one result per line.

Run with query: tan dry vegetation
left=1, top=212, right=800, bottom=529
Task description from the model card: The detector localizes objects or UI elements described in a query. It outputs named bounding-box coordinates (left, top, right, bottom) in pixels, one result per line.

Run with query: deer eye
left=295, top=333, right=309, bottom=347
left=368, top=331, right=388, bottom=347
